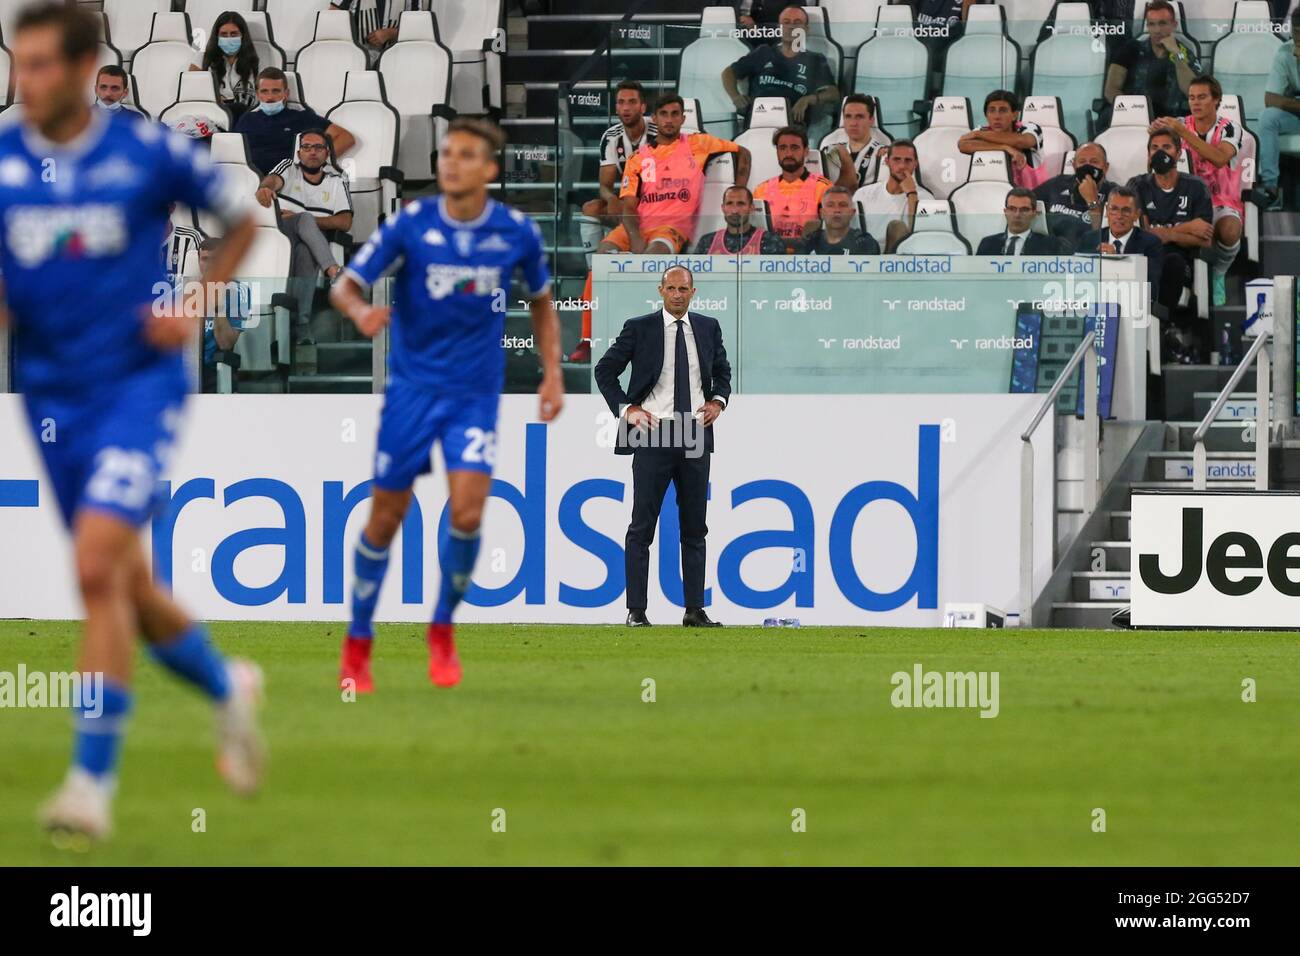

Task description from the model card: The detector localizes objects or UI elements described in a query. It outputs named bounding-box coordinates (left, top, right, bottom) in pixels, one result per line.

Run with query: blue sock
left=147, top=623, right=231, bottom=702
left=350, top=532, right=390, bottom=639
left=72, top=680, right=131, bottom=781
left=434, top=525, right=481, bottom=625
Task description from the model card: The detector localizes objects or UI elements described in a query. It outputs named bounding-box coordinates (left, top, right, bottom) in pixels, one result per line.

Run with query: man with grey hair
left=795, top=186, right=881, bottom=254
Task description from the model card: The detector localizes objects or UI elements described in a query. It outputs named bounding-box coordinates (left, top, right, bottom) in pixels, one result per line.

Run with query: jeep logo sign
left=1131, top=492, right=1300, bottom=627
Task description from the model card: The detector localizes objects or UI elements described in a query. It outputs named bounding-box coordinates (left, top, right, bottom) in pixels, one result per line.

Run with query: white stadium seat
left=819, top=0, right=886, bottom=86
left=102, top=0, right=173, bottom=65
left=854, top=6, right=930, bottom=138
left=949, top=149, right=1014, bottom=243
left=1029, top=4, right=1105, bottom=141
left=1212, top=2, right=1285, bottom=122
left=895, top=199, right=971, bottom=254
left=235, top=194, right=294, bottom=373
left=1021, top=95, right=1077, bottom=178
left=428, top=0, right=503, bottom=114
left=941, top=6, right=1020, bottom=110
left=296, top=9, right=369, bottom=115
left=681, top=97, right=703, bottom=133
left=1095, top=94, right=1152, bottom=185
left=679, top=7, right=751, bottom=140
left=1155, top=0, right=1235, bottom=47
left=243, top=12, right=287, bottom=72
left=1000, top=0, right=1056, bottom=63
left=183, top=0, right=257, bottom=44
left=747, top=96, right=790, bottom=130
left=132, top=12, right=198, bottom=120
left=914, top=96, right=973, bottom=200
left=159, top=69, right=232, bottom=135
left=327, top=71, right=403, bottom=247
left=262, top=0, right=333, bottom=67
left=378, top=11, right=454, bottom=182
left=801, top=5, right=844, bottom=92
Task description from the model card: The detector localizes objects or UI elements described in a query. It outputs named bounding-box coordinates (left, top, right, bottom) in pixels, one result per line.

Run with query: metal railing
left=1019, top=331, right=1097, bottom=628
left=1192, top=329, right=1272, bottom=491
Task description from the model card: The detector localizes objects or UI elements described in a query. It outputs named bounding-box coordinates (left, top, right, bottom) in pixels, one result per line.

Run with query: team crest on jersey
left=5, top=204, right=128, bottom=266
left=454, top=230, right=474, bottom=257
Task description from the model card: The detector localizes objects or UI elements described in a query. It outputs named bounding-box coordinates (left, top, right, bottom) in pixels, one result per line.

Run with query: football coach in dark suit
left=594, top=265, right=732, bottom=627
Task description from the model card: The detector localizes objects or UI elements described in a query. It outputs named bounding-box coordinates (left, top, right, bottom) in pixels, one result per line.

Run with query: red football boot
left=339, top=636, right=375, bottom=694
left=427, top=623, right=462, bottom=688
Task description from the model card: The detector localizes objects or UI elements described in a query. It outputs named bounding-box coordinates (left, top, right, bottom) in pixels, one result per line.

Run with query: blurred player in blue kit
left=0, top=4, right=263, bottom=845
left=331, top=117, right=564, bottom=692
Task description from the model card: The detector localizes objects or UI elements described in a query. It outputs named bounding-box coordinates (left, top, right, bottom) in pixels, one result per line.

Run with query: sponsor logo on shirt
left=4, top=204, right=128, bottom=266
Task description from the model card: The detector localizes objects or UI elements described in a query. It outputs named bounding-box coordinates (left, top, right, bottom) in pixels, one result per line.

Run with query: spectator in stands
left=753, top=126, right=833, bottom=250
left=795, top=186, right=881, bottom=254
left=735, top=0, right=782, bottom=27
left=1127, top=129, right=1213, bottom=328
left=692, top=185, right=786, bottom=254
left=256, top=129, right=354, bottom=343
left=93, top=65, right=129, bottom=113
left=569, top=95, right=750, bottom=363
left=914, top=0, right=973, bottom=47
left=721, top=5, right=839, bottom=131
left=959, top=90, right=1044, bottom=186
left=1033, top=142, right=1115, bottom=252
left=1253, top=8, right=1300, bottom=212
left=1076, top=185, right=1165, bottom=292
left=194, top=238, right=251, bottom=394
left=824, top=93, right=884, bottom=190
left=855, top=140, right=933, bottom=252
left=1151, top=74, right=1242, bottom=306
left=330, top=0, right=406, bottom=65
left=188, top=11, right=260, bottom=122
left=163, top=203, right=203, bottom=285
left=975, top=187, right=1061, bottom=255
left=235, top=68, right=355, bottom=175
left=1102, top=1, right=1200, bottom=128
left=579, top=80, right=656, bottom=267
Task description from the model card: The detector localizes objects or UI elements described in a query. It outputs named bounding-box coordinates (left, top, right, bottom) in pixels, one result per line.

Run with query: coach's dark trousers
left=625, top=447, right=711, bottom=610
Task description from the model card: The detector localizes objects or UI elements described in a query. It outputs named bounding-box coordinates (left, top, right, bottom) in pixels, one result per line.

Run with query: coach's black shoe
left=626, top=609, right=651, bottom=627
left=683, top=607, right=722, bottom=627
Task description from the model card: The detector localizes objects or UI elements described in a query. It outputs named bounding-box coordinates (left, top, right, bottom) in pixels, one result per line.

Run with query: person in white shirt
left=256, top=129, right=354, bottom=343
left=853, top=139, right=933, bottom=251
left=823, top=93, right=886, bottom=190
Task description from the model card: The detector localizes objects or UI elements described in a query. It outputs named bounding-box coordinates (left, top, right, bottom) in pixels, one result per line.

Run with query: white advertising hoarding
left=1131, top=491, right=1300, bottom=628
left=0, top=394, right=1052, bottom=626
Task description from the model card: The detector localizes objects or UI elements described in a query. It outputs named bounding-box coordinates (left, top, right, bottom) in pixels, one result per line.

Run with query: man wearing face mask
left=1033, top=142, right=1116, bottom=252
left=234, top=67, right=355, bottom=175
left=1127, top=130, right=1212, bottom=333
left=92, top=65, right=134, bottom=115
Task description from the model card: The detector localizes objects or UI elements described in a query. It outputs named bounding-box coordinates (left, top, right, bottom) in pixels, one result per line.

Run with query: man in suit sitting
left=1075, top=185, right=1165, bottom=292
left=594, top=265, right=732, bottom=628
left=975, top=187, right=1062, bottom=255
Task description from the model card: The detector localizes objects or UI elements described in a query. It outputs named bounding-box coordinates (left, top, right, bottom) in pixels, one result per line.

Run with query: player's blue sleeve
left=345, top=206, right=410, bottom=288
left=155, top=126, right=252, bottom=228
left=518, top=216, right=551, bottom=300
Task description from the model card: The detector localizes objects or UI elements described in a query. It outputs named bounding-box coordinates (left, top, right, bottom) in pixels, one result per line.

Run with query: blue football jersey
left=0, top=110, right=249, bottom=395
left=344, top=195, right=551, bottom=394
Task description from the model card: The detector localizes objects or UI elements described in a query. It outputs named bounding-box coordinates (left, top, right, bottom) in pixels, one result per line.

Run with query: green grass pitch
left=1, top=620, right=1298, bottom=865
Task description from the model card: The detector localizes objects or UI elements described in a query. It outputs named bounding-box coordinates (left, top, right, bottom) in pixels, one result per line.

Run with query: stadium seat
left=296, top=9, right=369, bottom=116
left=1219, top=94, right=1260, bottom=264
left=101, top=0, right=172, bottom=65
left=1021, top=95, right=1077, bottom=178
left=209, top=130, right=252, bottom=166
left=678, top=8, right=751, bottom=139
left=198, top=135, right=260, bottom=238
left=428, top=0, right=504, bottom=115
left=1211, top=2, right=1284, bottom=122
left=283, top=71, right=308, bottom=109
left=326, top=71, right=403, bottom=247
left=1029, top=4, right=1105, bottom=141
left=999, top=0, right=1056, bottom=64
left=378, top=11, right=454, bottom=182
left=243, top=12, right=287, bottom=72
left=234, top=193, right=293, bottom=373
left=894, top=198, right=971, bottom=254
left=949, top=149, right=1015, bottom=244
left=262, top=0, right=333, bottom=67
left=159, top=69, right=233, bottom=134
left=132, top=12, right=199, bottom=120
left=914, top=96, right=972, bottom=200
left=1148, top=0, right=1234, bottom=48
left=1094, top=94, right=1153, bottom=184
left=183, top=1, right=257, bottom=43
left=801, top=5, right=844, bottom=93
left=853, top=6, right=930, bottom=138
left=733, top=98, right=791, bottom=187
left=940, top=6, right=1020, bottom=110
left=819, top=0, right=886, bottom=86
left=681, top=97, right=703, bottom=133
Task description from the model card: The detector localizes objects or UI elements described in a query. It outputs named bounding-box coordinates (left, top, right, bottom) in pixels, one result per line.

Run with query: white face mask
left=96, top=97, right=124, bottom=112
left=260, top=99, right=286, bottom=116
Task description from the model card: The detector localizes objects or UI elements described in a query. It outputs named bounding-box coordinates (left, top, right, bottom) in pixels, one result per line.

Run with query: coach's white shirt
left=640, top=308, right=706, bottom=421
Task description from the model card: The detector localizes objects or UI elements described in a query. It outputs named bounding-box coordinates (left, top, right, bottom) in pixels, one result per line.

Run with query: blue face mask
left=96, top=98, right=123, bottom=112
left=260, top=99, right=285, bottom=116
left=217, top=36, right=242, bottom=55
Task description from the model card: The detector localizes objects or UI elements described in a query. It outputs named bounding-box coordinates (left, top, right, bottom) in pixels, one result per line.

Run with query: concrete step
left=1144, top=450, right=1258, bottom=482
left=1170, top=421, right=1258, bottom=452
left=1072, top=571, right=1130, bottom=601
left=1088, top=540, right=1130, bottom=572
left=1052, top=601, right=1128, bottom=628
left=1109, top=510, right=1130, bottom=540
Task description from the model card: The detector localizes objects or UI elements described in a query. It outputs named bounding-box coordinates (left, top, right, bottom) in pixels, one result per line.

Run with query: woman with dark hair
left=189, top=11, right=260, bottom=121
